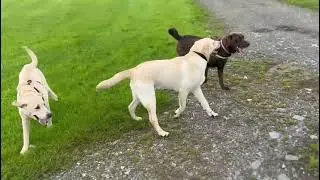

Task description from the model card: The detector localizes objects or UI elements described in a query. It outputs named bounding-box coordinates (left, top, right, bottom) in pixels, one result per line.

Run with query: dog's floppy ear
left=12, top=101, right=27, bottom=108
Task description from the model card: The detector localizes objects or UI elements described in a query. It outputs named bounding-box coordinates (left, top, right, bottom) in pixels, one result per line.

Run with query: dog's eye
left=20, top=104, right=27, bottom=108
left=35, top=105, right=40, bottom=110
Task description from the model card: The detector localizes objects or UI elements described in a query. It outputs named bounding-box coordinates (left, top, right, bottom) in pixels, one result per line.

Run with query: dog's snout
left=47, top=113, right=52, bottom=118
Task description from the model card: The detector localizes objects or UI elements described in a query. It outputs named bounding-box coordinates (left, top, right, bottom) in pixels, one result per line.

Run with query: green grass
left=1, top=0, right=223, bottom=179
left=281, top=0, right=319, bottom=11
left=303, top=143, right=319, bottom=174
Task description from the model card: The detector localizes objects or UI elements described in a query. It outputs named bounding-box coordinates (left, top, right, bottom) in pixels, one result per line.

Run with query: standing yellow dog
left=97, top=38, right=220, bottom=136
left=13, top=47, right=58, bottom=154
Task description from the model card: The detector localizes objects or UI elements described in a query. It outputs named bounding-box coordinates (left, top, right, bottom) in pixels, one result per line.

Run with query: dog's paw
left=174, top=108, right=181, bottom=118
left=52, top=95, right=58, bottom=101
left=173, top=114, right=180, bottom=118
left=134, top=116, right=142, bottom=121
left=158, top=130, right=169, bottom=137
left=207, top=110, right=218, bottom=118
left=20, top=148, right=28, bottom=154
left=221, top=86, right=230, bottom=90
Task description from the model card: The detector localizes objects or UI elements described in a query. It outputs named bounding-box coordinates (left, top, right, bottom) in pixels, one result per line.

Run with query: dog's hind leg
left=38, top=70, right=58, bottom=101
left=45, top=84, right=58, bottom=101
left=174, top=89, right=189, bottom=118
left=147, top=101, right=169, bottom=137
left=128, top=91, right=142, bottom=121
left=192, top=87, right=218, bottom=118
left=132, top=83, right=169, bottom=136
left=20, top=112, right=30, bottom=154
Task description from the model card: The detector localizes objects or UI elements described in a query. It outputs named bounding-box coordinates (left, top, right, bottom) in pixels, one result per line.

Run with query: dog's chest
left=184, top=63, right=207, bottom=87
left=207, top=55, right=228, bottom=68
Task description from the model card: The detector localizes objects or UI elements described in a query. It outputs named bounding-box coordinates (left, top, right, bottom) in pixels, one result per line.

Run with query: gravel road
left=52, top=0, right=319, bottom=179
left=199, top=0, right=319, bottom=72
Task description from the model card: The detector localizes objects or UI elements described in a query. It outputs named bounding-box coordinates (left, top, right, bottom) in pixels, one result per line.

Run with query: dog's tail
left=22, top=46, right=38, bottom=67
left=168, top=28, right=181, bottom=40
left=96, top=69, right=132, bottom=91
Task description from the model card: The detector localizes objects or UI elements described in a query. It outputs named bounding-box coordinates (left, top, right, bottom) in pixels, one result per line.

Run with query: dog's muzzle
left=36, top=113, right=52, bottom=125
left=39, top=119, right=49, bottom=126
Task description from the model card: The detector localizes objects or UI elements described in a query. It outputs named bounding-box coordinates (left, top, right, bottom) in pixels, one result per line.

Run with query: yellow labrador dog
left=12, top=47, right=58, bottom=154
left=96, top=38, right=220, bottom=136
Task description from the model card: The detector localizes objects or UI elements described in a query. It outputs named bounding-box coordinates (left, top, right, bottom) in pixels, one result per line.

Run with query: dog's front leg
left=218, top=66, right=229, bottom=90
left=203, top=67, right=209, bottom=84
left=192, top=87, right=218, bottom=118
left=20, top=114, right=30, bottom=154
left=174, top=89, right=189, bottom=118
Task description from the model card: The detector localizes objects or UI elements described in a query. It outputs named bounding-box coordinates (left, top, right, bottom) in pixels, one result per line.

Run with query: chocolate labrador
left=168, top=28, right=250, bottom=90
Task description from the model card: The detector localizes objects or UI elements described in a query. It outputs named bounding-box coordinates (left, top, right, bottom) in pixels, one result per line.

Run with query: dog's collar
left=215, top=54, right=228, bottom=59
left=220, top=39, right=230, bottom=55
left=193, top=51, right=207, bottom=61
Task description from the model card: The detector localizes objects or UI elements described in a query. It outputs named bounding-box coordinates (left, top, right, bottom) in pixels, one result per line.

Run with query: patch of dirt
left=51, top=60, right=319, bottom=180
left=252, top=25, right=318, bottom=38
left=275, top=25, right=318, bottom=38
left=252, top=28, right=274, bottom=33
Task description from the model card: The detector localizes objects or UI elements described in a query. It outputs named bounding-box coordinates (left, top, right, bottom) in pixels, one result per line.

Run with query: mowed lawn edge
left=281, top=0, right=319, bottom=11
left=1, top=0, right=224, bottom=179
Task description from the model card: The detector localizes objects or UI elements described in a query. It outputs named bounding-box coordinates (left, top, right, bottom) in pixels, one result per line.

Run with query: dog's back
left=168, top=28, right=201, bottom=56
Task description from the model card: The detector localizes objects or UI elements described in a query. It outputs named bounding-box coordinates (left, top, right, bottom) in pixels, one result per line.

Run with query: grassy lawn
left=1, top=0, right=222, bottom=179
left=303, top=143, right=319, bottom=175
left=282, top=0, right=319, bottom=11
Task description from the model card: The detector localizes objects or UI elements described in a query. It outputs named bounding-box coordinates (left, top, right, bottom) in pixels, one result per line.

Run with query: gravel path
left=199, top=0, right=319, bottom=72
left=52, top=1, right=319, bottom=179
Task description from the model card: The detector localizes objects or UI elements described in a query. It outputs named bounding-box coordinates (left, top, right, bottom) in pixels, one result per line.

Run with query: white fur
left=96, top=38, right=220, bottom=136
left=13, top=47, right=58, bottom=154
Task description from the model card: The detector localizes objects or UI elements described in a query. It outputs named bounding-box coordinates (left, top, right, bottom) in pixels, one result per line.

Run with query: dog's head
left=220, top=33, right=250, bottom=55
left=12, top=95, right=52, bottom=126
left=190, top=38, right=221, bottom=58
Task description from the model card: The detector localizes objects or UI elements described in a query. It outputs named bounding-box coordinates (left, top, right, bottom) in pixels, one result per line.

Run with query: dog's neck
left=189, top=38, right=218, bottom=60
left=193, top=51, right=207, bottom=61
left=216, top=39, right=231, bottom=58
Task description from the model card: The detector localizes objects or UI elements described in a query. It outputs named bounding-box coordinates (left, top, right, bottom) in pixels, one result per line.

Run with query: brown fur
left=168, top=28, right=250, bottom=90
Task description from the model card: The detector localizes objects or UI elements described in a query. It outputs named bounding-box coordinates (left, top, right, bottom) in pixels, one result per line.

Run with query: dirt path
left=52, top=1, right=319, bottom=180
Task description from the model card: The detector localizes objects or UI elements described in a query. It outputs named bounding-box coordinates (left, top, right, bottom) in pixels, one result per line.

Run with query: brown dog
left=168, top=28, right=250, bottom=90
